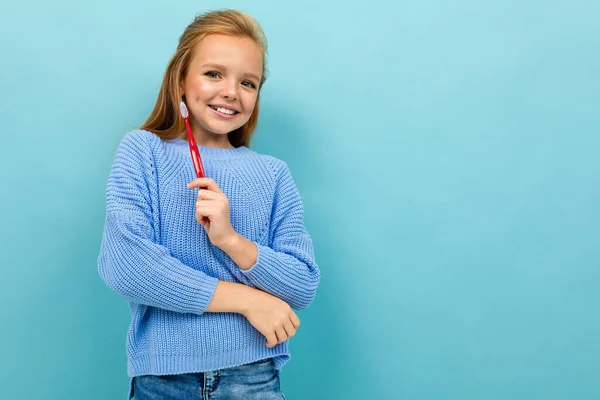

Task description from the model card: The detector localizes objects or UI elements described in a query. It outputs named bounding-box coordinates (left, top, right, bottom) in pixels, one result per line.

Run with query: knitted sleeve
left=241, top=161, right=321, bottom=310
left=97, top=131, right=219, bottom=314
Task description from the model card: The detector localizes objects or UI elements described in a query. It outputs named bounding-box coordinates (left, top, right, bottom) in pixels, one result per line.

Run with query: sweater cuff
left=192, top=275, right=220, bottom=314
left=240, top=242, right=278, bottom=283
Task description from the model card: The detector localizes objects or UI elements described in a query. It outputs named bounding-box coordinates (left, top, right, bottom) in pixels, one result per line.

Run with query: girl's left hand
left=187, top=178, right=236, bottom=248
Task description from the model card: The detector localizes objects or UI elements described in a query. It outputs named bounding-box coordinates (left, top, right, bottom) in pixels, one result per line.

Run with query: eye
left=241, top=80, right=257, bottom=89
left=205, top=71, right=221, bottom=79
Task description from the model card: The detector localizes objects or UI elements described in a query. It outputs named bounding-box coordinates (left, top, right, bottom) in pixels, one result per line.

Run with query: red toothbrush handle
left=184, top=118, right=205, bottom=178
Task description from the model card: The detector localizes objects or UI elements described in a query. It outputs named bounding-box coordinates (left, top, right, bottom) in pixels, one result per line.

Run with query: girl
left=98, top=9, right=320, bottom=400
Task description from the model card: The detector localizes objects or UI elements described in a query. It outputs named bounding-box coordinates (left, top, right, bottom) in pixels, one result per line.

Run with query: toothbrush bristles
left=179, top=101, right=189, bottom=119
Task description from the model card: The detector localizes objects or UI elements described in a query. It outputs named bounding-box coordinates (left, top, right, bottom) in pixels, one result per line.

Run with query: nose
left=221, top=81, right=238, bottom=101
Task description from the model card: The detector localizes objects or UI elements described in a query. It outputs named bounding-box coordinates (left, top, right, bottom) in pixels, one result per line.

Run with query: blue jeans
left=132, top=358, right=286, bottom=400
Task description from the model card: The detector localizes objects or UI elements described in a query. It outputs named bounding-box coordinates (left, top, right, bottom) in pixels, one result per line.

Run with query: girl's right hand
left=242, top=289, right=301, bottom=348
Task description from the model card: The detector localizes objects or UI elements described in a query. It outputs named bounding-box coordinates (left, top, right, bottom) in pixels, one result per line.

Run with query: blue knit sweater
left=97, top=130, right=320, bottom=388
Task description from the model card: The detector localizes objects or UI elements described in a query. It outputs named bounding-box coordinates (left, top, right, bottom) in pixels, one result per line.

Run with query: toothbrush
left=179, top=101, right=205, bottom=178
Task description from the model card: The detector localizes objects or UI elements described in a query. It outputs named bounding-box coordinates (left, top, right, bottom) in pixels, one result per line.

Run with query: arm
left=100, top=215, right=298, bottom=346
left=208, top=280, right=302, bottom=348
left=97, top=131, right=218, bottom=314
left=220, top=161, right=321, bottom=310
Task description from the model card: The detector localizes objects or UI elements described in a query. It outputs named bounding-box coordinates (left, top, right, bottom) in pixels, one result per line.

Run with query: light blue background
left=1, top=0, right=598, bottom=399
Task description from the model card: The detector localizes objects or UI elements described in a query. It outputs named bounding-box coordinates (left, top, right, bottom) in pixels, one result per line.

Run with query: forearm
left=218, top=232, right=257, bottom=270
left=242, top=243, right=320, bottom=310
left=217, top=231, right=319, bottom=310
left=205, top=280, right=257, bottom=314
left=99, top=213, right=221, bottom=315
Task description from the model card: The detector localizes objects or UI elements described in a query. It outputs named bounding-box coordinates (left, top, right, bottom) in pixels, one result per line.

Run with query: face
left=180, top=34, right=263, bottom=144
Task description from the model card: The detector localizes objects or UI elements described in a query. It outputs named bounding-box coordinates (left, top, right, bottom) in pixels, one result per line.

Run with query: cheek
left=186, top=79, right=215, bottom=100
left=243, top=93, right=259, bottom=113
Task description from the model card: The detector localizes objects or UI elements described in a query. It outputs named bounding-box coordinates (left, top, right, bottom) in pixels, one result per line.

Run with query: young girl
left=98, top=9, right=320, bottom=400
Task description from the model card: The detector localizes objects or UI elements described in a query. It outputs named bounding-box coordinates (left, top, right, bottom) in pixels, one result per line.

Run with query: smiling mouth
left=209, top=105, right=239, bottom=115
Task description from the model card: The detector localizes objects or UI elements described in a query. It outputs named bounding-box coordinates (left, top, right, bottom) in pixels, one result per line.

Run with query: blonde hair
left=140, top=9, right=268, bottom=148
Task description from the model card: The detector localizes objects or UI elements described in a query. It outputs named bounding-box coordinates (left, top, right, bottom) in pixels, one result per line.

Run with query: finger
left=195, top=204, right=217, bottom=218
left=274, top=327, right=288, bottom=344
left=187, top=177, right=212, bottom=189
left=196, top=189, right=218, bottom=201
left=187, top=178, right=224, bottom=194
left=283, top=320, right=296, bottom=339
left=290, top=312, right=301, bottom=329
left=266, top=333, right=278, bottom=348
left=195, top=204, right=210, bottom=215
left=195, top=204, right=214, bottom=220
left=195, top=209, right=209, bottom=226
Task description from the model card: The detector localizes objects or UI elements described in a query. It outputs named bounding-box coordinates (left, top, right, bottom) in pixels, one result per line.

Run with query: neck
left=181, top=132, right=234, bottom=149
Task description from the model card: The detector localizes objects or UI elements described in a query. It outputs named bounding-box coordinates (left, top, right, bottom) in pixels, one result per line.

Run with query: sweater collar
left=170, top=138, right=252, bottom=160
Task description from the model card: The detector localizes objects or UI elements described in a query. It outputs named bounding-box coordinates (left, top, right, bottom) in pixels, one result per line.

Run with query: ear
left=179, top=80, right=186, bottom=100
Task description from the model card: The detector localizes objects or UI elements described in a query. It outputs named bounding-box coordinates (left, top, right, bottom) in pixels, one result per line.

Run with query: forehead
left=192, top=34, right=263, bottom=75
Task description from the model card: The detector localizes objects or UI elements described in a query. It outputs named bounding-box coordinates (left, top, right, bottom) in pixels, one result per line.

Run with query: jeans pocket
left=215, top=360, right=280, bottom=398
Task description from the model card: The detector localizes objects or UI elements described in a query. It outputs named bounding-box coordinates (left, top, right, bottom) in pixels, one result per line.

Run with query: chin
left=209, top=121, right=246, bottom=134
left=205, top=125, right=237, bottom=136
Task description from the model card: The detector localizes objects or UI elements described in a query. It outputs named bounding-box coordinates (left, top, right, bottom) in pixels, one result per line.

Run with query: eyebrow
left=201, top=63, right=261, bottom=82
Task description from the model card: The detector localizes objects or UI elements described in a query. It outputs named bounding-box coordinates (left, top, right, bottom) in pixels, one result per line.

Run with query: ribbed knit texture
left=97, top=130, right=320, bottom=397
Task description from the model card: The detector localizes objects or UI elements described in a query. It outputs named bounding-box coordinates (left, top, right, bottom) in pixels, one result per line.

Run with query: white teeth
left=214, top=106, right=236, bottom=115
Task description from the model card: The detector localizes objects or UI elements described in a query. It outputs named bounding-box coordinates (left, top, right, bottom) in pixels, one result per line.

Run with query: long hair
left=140, top=9, right=268, bottom=148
